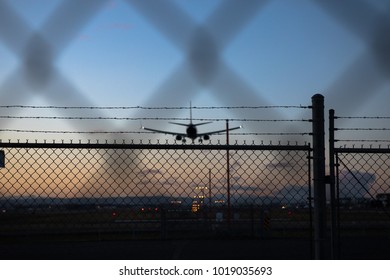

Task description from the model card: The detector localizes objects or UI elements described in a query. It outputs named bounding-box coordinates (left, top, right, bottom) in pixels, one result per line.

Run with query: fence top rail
left=335, top=147, right=390, bottom=154
left=0, top=141, right=312, bottom=151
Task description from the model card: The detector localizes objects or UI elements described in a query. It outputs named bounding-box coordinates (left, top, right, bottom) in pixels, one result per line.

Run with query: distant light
left=170, top=200, right=182, bottom=204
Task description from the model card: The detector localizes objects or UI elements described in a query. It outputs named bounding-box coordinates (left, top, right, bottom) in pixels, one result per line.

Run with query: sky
left=1, top=0, right=390, bottom=205
left=0, top=0, right=389, bottom=143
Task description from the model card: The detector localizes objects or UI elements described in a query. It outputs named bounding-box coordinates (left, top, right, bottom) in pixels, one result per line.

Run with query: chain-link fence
left=329, top=110, right=390, bottom=259
left=335, top=150, right=390, bottom=233
left=0, top=142, right=311, bottom=240
left=2, top=102, right=390, bottom=259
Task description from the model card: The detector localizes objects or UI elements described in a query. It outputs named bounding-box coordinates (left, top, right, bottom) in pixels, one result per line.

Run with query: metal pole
left=160, top=206, right=167, bottom=240
left=311, top=94, right=327, bottom=259
left=209, top=169, right=212, bottom=209
left=329, top=109, right=338, bottom=259
left=226, top=119, right=231, bottom=228
left=209, top=169, right=212, bottom=224
left=308, top=145, right=314, bottom=259
left=335, top=150, right=341, bottom=257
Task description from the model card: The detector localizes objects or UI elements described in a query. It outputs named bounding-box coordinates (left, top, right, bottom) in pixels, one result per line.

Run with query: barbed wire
left=227, top=132, right=311, bottom=136
left=0, top=129, right=310, bottom=136
left=336, top=116, right=390, bottom=120
left=0, top=105, right=311, bottom=110
left=0, top=129, right=148, bottom=134
left=0, top=105, right=311, bottom=138
left=333, top=115, right=390, bottom=144
left=336, top=128, right=390, bottom=131
left=0, top=115, right=311, bottom=122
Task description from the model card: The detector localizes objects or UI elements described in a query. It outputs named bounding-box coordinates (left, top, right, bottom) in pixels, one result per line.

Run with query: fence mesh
left=0, top=143, right=311, bottom=239
left=335, top=150, right=390, bottom=238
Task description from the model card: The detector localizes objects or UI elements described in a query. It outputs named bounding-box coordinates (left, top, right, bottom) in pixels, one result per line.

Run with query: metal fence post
left=160, top=206, right=167, bottom=240
left=311, top=94, right=327, bottom=259
left=226, top=119, right=231, bottom=229
left=329, top=109, right=338, bottom=259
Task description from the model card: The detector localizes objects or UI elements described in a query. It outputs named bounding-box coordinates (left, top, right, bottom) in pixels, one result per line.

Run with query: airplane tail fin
left=190, top=101, right=193, bottom=124
left=189, top=101, right=212, bottom=126
left=170, top=102, right=212, bottom=127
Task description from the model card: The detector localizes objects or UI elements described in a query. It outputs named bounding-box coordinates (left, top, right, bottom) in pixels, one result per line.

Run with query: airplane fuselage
left=186, top=124, right=198, bottom=140
left=142, top=103, right=241, bottom=142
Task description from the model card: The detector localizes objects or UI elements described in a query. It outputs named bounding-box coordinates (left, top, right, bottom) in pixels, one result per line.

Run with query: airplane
left=141, top=104, right=241, bottom=143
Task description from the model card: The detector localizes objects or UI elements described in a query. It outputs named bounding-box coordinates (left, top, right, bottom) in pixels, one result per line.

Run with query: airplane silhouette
left=142, top=104, right=241, bottom=143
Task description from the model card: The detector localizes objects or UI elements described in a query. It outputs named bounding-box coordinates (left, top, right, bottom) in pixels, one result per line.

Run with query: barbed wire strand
left=0, top=129, right=310, bottom=136
left=336, top=116, right=390, bottom=120
left=0, top=105, right=311, bottom=110
left=336, top=128, right=390, bottom=131
left=0, top=115, right=311, bottom=122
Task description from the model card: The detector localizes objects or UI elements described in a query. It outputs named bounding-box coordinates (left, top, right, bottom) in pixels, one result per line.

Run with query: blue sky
left=0, top=0, right=389, bottom=142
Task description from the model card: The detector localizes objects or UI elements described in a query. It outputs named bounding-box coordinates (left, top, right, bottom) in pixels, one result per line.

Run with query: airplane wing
left=197, top=126, right=242, bottom=137
left=169, top=121, right=212, bottom=127
left=168, top=122, right=188, bottom=127
left=142, top=126, right=186, bottom=137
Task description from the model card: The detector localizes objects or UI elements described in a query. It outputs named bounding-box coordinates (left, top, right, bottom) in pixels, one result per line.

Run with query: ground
left=0, top=237, right=389, bottom=260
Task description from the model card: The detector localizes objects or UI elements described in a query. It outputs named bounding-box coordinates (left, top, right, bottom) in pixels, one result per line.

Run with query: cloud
left=339, top=169, right=376, bottom=199
left=266, top=161, right=293, bottom=170
left=274, top=185, right=310, bottom=204
left=231, top=185, right=259, bottom=191
left=230, top=159, right=242, bottom=171
left=138, top=168, right=162, bottom=176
